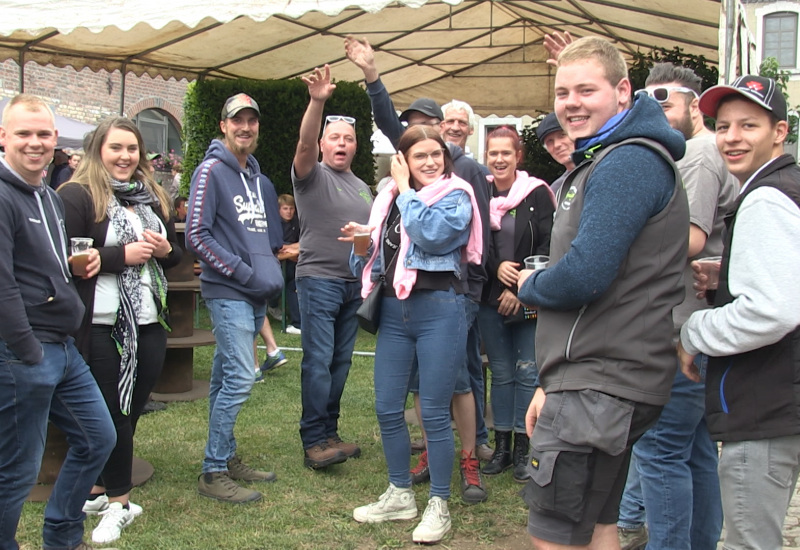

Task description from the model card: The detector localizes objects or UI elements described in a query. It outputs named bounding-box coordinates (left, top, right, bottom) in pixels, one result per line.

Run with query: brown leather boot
left=327, top=435, right=361, bottom=458
left=304, top=441, right=347, bottom=469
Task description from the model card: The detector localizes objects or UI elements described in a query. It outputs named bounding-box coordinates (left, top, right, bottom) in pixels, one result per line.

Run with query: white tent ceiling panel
left=0, top=0, right=739, bottom=116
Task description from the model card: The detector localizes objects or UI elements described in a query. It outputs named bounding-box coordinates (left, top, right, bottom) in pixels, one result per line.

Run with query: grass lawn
left=16, top=313, right=531, bottom=549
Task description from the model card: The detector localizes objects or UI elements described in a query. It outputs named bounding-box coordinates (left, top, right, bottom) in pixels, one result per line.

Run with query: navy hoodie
left=186, top=140, right=283, bottom=307
left=0, top=159, right=85, bottom=363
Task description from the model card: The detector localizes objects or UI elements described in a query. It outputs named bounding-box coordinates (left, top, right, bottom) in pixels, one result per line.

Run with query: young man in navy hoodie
left=187, top=93, right=283, bottom=504
left=0, top=94, right=115, bottom=550
left=516, top=37, right=689, bottom=549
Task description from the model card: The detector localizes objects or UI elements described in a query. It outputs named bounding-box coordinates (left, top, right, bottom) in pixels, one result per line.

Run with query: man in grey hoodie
left=187, top=93, right=283, bottom=504
left=0, top=94, right=115, bottom=550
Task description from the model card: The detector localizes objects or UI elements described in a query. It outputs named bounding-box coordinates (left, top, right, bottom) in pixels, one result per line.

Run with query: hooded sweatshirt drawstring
left=35, top=189, right=71, bottom=283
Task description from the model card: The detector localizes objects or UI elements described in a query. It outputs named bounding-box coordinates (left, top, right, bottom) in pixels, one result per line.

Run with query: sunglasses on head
left=640, top=86, right=699, bottom=103
left=322, top=115, right=356, bottom=135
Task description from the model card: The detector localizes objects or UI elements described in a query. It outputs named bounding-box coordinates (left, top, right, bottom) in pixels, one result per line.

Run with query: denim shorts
left=523, top=390, right=662, bottom=545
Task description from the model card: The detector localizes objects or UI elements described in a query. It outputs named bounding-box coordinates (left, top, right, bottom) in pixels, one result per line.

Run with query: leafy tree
left=758, top=56, right=799, bottom=144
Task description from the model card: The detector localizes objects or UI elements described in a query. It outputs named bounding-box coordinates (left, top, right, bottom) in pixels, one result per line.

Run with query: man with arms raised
left=0, top=94, right=114, bottom=550
left=679, top=75, right=800, bottom=550
left=516, top=37, right=689, bottom=549
left=293, top=65, right=373, bottom=470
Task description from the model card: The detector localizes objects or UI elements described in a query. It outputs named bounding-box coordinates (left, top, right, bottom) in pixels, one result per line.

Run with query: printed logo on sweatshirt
left=359, top=189, right=372, bottom=205
left=234, top=191, right=267, bottom=233
left=27, top=217, right=42, bottom=224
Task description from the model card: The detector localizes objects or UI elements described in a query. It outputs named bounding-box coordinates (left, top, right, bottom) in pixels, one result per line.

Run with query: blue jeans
left=464, top=298, right=489, bottom=446
left=477, top=304, right=539, bottom=433
left=296, top=277, right=361, bottom=449
left=0, top=338, right=115, bottom=550
left=203, top=299, right=264, bottom=473
left=621, top=367, right=723, bottom=549
left=617, top=456, right=645, bottom=529
left=375, top=290, right=466, bottom=499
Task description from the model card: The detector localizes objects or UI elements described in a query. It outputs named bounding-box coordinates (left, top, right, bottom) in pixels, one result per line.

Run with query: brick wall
left=0, top=60, right=188, bottom=127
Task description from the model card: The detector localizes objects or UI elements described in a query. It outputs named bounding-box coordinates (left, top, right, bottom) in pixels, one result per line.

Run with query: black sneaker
left=460, top=451, right=488, bottom=504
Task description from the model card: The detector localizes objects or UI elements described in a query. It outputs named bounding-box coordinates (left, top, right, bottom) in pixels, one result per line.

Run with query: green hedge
left=181, top=78, right=375, bottom=196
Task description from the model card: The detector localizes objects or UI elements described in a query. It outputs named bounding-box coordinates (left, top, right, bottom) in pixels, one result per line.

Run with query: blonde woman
left=58, top=116, right=181, bottom=544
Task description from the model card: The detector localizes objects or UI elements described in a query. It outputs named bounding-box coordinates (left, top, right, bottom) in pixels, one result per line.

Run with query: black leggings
left=89, top=323, right=167, bottom=497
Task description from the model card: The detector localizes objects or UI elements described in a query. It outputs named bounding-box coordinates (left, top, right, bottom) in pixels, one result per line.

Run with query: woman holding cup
left=58, top=117, right=181, bottom=544
left=477, top=126, right=556, bottom=482
left=340, top=125, right=482, bottom=544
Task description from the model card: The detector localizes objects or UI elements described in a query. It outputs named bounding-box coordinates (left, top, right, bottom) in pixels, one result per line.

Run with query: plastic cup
left=695, top=256, right=721, bottom=305
left=70, top=237, right=93, bottom=277
left=353, top=232, right=371, bottom=257
left=524, top=255, right=550, bottom=270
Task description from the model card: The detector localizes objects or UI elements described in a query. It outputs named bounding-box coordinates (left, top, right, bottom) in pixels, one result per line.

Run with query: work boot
left=327, top=435, right=361, bottom=458
left=227, top=455, right=277, bottom=482
left=618, top=525, right=649, bottom=550
left=410, top=450, right=430, bottom=485
left=460, top=450, right=488, bottom=504
left=197, top=471, right=262, bottom=503
left=482, top=431, right=512, bottom=475
left=512, top=432, right=531, bottom=483
left=304, top=441, right=347, bottom=469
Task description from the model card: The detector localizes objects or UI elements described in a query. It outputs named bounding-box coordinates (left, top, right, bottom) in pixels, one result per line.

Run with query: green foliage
left=628, top=46, right=719, bottom=92
left=759, top=57, right=799, bottom=144
left=181, top=78, right=375, bottom=197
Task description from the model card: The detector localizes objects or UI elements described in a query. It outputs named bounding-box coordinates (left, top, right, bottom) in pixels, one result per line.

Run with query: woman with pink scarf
left=341, top=125, right=481, bottom=544
left=477, top=126, right=556, bottom=483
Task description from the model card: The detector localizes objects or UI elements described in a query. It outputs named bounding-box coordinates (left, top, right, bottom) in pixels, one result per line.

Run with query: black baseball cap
left=221, top=93, right=260, bottom=120
left=535, top=112, right=563, bottom=141
left=399, top=98, right=443, bottom=122
left=699, top=75, right=787, bottom=121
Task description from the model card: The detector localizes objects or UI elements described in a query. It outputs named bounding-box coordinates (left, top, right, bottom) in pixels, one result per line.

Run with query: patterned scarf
left=107, top=179, right=169, bottom=415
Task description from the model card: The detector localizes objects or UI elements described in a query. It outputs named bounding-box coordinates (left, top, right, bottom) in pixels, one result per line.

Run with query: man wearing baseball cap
left=535, top=112, right=575, bottom=195
left=679, top=75, right=800, bottom=549
left=187, top=92, right=284, bottom=503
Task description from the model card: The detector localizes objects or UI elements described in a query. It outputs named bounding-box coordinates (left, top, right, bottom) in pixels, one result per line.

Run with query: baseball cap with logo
left=699, top=75, right=787, bottom=121
left=221, top=93, right=261, bottom=120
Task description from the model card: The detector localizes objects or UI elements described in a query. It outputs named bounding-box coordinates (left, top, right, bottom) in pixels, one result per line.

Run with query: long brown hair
left=69, top=116, right=171, bottom=222
left=396, top=125, right=454, bottom=188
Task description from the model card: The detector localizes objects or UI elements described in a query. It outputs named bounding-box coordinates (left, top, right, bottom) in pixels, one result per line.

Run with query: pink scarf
left=487, top=170, right=555, bottom=230
left=361, top=174, right=483, bottom=300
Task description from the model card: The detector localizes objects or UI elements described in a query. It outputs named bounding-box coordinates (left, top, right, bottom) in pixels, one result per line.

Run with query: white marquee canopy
left=0, top=0, right=750, bottom=116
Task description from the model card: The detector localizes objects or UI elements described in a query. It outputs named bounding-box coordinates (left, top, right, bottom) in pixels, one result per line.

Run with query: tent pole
left=724, top=0, right=736, bottom=83
left=119, top=63, right=127, bottom=116
left=18, top=52, right=24, bottom=92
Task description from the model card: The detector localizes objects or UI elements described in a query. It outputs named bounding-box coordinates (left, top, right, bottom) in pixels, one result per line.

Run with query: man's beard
left=226, top=133, right=258, bottom=156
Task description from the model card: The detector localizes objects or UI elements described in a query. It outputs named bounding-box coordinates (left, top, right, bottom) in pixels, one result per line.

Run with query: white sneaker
left=412, top=496, right=451, bottom=543
left=82, top=494, right=109, bottom=515
left=128, top=500, right=143, bottom=517
left=285, top=325, right=301, bottom=335
left=353, top=483, right=417, bottom=523
left=91, top=501, right=134, bottom=544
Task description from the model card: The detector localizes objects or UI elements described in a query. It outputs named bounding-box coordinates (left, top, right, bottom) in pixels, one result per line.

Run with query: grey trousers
left=719, top=434, right=800, bottom=550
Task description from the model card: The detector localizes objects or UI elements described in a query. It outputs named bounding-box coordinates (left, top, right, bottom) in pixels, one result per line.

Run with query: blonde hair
left=558, top=36, right=628, bottom=86
left=69, top=116, right=171, bottom=223
left=2, top=94, right=55, bottom=126
left=278, top=194, right=295, bottom=207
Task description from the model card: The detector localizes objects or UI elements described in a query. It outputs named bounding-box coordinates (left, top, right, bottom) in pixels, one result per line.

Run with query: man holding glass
left=679, top=75, right=800, bottom=549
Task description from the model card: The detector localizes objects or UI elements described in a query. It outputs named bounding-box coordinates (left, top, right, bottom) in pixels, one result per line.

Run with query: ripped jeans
left=477, top=304, right=540, bottom=433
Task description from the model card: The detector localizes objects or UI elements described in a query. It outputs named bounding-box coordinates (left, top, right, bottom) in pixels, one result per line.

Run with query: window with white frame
left=763, top=11, right=798, bottom=68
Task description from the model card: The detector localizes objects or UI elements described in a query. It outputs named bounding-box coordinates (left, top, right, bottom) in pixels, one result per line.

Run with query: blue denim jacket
left=351, top=188, right=473, bottom=281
